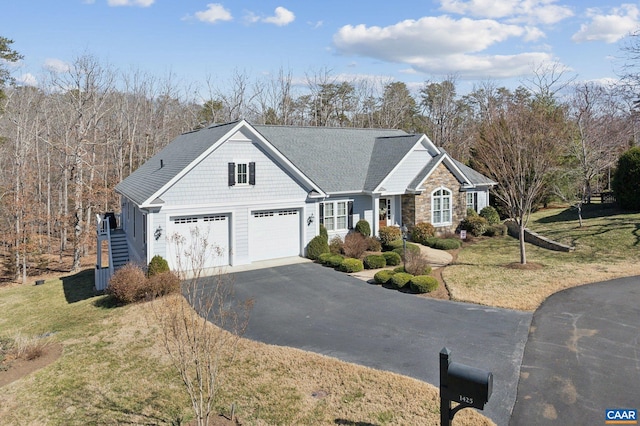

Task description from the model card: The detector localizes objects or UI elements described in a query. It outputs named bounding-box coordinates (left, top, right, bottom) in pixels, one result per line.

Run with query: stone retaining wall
left=504, top=220, right=575, bottom=252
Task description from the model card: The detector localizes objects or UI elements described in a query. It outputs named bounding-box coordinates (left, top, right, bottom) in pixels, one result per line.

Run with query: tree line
left=1, top=34, right=639, bottom=281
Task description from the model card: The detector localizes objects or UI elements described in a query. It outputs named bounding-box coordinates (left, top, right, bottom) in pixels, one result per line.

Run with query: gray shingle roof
left=116, top=120, right=494, bottom=206
left=254, top=125, right=408, bottom=193
left=363, top=135, right=423, bottom=191
left=452, top=159, right=497, bottom=186
left=115, top=121, right=240, bottom=206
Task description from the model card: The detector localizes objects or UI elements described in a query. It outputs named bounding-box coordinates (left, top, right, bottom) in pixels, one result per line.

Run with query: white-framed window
left=466, top=192, right=478, bottom=212
left=321, top=201, right=350, bottom=231
left=237, top=163, right=248, bottom=185
left=432, top=188, right=452, bottom=226
left=228, top=162, right=255, bottom=186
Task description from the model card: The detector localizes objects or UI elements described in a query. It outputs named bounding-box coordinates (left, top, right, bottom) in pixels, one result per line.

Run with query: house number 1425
left=459, top=395, right=474, bottom=405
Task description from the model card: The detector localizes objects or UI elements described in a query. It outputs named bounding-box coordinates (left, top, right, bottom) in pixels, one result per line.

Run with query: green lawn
left=443, top=204, right=640, bottom=310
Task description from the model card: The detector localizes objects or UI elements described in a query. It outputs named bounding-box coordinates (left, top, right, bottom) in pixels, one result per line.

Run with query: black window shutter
left=249, top=162, right=256, bottom=185
left=347, top=201, right=354, bottom=229
left=228, top=162, right=235, bottom=186
left=319, top=203, right=324, bottom=225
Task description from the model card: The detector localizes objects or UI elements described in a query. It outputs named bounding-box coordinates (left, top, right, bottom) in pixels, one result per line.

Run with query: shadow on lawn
left=535, top=204, right=621, bottom=224
left=61, top=268, right=116, bottom=308
left=335, top=419, right=378, bottom=426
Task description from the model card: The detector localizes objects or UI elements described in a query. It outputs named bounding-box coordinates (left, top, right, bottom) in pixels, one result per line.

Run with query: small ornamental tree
left=612, top=146, right=640, bottom=211
left=355, top=219, right=371, bottom=237
left=148, top=255, right=170, bottom=277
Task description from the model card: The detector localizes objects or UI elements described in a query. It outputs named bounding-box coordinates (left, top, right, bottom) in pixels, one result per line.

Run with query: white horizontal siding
left=161, top=139, right=309, bottom=206
left=380, top=149, right=432, bottom=193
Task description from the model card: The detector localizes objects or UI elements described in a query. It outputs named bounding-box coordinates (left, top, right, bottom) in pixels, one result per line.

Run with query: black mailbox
left=439, top=347, right=493, bottom=425
left=444, top=361, right=493, bottom=409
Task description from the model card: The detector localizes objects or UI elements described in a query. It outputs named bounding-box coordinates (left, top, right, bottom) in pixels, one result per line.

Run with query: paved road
left=200, top=263, right=532, bottom=425
left=510, top=276, right=640, bottom=426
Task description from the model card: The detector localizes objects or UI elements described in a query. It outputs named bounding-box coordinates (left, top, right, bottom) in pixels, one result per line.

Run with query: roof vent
left=160, top=159, right=164, bottom=168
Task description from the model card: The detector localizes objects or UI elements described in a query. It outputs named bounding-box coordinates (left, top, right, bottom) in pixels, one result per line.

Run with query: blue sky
left=2, top=0, right=639, bottom=95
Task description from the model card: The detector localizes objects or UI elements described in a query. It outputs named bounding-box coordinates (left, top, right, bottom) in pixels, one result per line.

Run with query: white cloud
left=572, top=4, right=640, bottom=43
left=335, top=17, right=530, bottom=57
left=194, top=3, right=233, bottom=24
left=107, top=0, right=154, bottom=6
left=262, top=7, right=295, bottom=26
left=243, top=11, right=260, bottom=24
left=44, top=58, right=71, bottom=73
left=333, top=15, right=552, bottom=78
left=17, top=73, right=37, bottom=86
left=439, top=0, right=573, bottom=25
left=409, top=52, right=553, bottom=79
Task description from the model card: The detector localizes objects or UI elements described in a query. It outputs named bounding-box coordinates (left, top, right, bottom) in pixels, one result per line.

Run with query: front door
left=379, top=198, right=392, bottom=227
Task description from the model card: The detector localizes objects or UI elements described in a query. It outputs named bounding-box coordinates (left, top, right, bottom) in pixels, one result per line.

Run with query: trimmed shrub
left=460, top=215, right=489, bottom=237
left=148, top=255, right=170, bottom=277
left=389, top=272, right=413, bottom=289
left=404, top=250, right=432, bottom=276
left=411, top=222, right=436, bottom=245
left=420, top=236, right=438, bottom=248
left=365, top=237, right=382, bottom=252
left=355, top=219, right=371, bottom=237
left=382, top=251, right=402, bottom=266
left=363, top=254, right=386, bottom=269
left=306, top=235, right=329, bottom=260
left=340, top=258, right=364, bottom=273
left=479, top=206, right=501, bottom=225
left=410, top=275, right=439, bottom=293
left=318, top=252, right=335, bottom=264
left=431, top=238, right=462, bottom=250
left=149, top=271, right=181, bottom=297
left=484, top=223, right=508, bottom=237
left=378, top=226, right=402, bottom=246
left=387, top=239, right=421, bottom=253
left=374, top=269, right=396, bottom=284
left=327, top=254, right=345, bottom=268
left=343, top=232, right=368, bottom=259
left=107, top=263, right=149, bottom=304
left=319, top=224, right=328, bottom=241
left=329, top=235, right=344, bottom=254
left=466, top=207, right=478, bottom=217
left=392, top=245, right=421, bottom=259
left=393, top=266, right=406, bottom=273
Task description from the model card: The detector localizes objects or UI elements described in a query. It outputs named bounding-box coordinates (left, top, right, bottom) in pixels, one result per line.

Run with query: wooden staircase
left=110, top=230, right=130, bottom=270
left=95, top=213, right=128, bottom=291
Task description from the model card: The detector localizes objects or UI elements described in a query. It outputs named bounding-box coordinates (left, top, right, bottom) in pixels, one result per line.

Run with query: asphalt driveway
left=510, top=275, right=640, bottom=426
left=200, top=262, right=532, bottom=425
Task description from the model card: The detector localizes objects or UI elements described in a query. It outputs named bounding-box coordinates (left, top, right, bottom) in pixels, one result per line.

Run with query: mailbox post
left=439, top=347, right=493, bottom=425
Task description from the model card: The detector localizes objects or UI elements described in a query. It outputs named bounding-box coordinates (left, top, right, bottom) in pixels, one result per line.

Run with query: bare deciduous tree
left=152, top=228, right=251, bottom=426
left=473, top=92, right=568, bottom=264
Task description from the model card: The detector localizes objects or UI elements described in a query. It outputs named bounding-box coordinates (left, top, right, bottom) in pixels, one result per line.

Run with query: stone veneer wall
left=402, top=162, right=465, bottom=232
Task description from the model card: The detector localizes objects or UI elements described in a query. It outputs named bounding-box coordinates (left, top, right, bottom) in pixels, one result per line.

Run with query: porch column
left=372, top=195, right=380, bottom=237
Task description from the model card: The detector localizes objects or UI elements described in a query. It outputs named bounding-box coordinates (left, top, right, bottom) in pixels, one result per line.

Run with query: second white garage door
left=249, top=209, right=301, bottom=262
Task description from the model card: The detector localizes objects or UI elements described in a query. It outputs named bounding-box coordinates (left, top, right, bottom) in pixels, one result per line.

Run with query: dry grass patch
left=0, top=271, right=494, bottom=425
left=444, top=206, right=640, bottom=311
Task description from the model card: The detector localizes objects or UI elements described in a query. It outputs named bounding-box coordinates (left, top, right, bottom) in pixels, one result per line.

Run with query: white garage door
left=167, top=214, right=230, bottom=271
left=249, top=209, right=300, bottom=262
